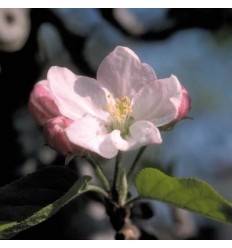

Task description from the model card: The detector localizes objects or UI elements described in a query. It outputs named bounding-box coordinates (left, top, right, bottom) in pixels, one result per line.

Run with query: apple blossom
left=28, top=80, right=60, bottom=125
left=177, top=86, right=191, bottom=121
left=29, top=80, right=83, bottom=155
left=29, top=46, right=190, bottom=159
left=159, top=85, right=191, bottom=131
left=43, top=116, right=84, bottom=155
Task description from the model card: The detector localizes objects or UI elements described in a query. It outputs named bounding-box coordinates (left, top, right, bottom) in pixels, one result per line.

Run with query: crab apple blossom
left=43, top=116, right=84, bottom=155
left=159, top=85, right=191, bottom=131
left=29, top=46, right=190, bottom=159
left=29, top=80, right=83, bottom=155
left=177, top=86, right=191, bottom=121
left=28, top=80, right=60, bottom=125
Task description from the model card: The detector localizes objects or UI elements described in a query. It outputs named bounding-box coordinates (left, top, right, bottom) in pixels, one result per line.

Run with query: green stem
left=65, top=153, right=77, bottom=166
left=112, top=152, right=122, bottom=202
left=86, top=185, right=109, bottom=198
left=84, top=153, right=110, bottom=191
left=124, top=196, right=140, bottom=207
left=127, top=146, right=147, bottom=181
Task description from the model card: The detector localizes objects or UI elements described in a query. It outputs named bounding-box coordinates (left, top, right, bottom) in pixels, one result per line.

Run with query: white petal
left=97, top=46, right=157, bottom=99
left=132, top=75, right=182, bottom=127
left=48, top=66, right=108, bottom=121
left=110, top=120, right=162, bottom=151
left=65, top=117, right=118, bottom=159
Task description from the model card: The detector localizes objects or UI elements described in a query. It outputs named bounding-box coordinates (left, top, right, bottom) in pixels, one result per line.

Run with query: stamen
left=106, top=93, right=133, bottom=136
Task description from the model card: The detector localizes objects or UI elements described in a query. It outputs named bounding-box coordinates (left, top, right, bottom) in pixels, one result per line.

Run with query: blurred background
left=1, top=8, right=232, bottom=239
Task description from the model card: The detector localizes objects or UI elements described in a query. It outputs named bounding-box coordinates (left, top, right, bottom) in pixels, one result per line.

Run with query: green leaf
left=0, top=166, right=91, bottom=239
left=135, top=168, right=232, bottom=225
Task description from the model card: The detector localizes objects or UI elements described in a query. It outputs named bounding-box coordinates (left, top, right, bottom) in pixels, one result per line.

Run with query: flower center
left=106, top=94, right=133, bottom=137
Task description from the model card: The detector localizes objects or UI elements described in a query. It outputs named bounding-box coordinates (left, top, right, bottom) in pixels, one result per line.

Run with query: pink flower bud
left=176, top=86, right=191, bottom=121
left=28, top=80, right=60, bottom=125
left=160, top=85, right=191, bottom=131
left=44, top=116, right=85, bottom=155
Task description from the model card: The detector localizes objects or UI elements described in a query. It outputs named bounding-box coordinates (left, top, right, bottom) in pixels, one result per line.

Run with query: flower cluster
left=29, top=46, right=190, bottom=159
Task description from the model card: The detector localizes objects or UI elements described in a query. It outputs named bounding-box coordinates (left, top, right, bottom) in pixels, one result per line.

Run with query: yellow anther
left=115, top=98, right=120, bottom=104
left=123, top=106, right=132, bottom=115
left=107, top=103, right=114, bottom=114
left=106, top=93, right=132, bottom=131
left=122, top=96, right=131, bottom=104
left=105, top=93, right=135, bottom=136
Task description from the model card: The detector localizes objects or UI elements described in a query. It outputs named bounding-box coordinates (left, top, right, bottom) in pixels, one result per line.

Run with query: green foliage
left=135, top=168, right=232, bottom=224
left=0, top=166, right=91, bottom=239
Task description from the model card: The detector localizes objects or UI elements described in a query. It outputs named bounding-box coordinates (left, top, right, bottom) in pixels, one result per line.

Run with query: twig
left=112, top=152, right=122, bottom=202
left=127, top=146, right=147, bottom=180
left=84, top=153, right=110, bottom=191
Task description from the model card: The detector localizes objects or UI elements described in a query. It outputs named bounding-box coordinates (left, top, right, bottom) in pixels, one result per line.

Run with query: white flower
left=30, top=46, right=183, bottom=159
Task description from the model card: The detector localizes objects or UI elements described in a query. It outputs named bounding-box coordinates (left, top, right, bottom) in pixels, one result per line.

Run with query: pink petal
left=28, top=80, right=60, bottom=125
left=176, top=86, right=191, bottom=121
left=65, top=116, right=118, bottom=159
left=159, top=85, right=191, bottom=131
left=132, top=75, right=182, bottom=127
left=44, top=116, right=85, bottom=155
left=48, top=66, right=108, bottom=121
left=110, top=120, right=162, bottom=151
left=97, top=46, right=157, bottom=99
